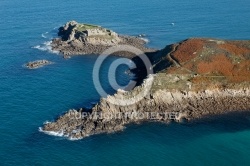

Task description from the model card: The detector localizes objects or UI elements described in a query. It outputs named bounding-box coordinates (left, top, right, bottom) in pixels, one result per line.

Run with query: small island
left=25, top=60, right=53, bottom=69
left=51, top=21, right=154, bottom=57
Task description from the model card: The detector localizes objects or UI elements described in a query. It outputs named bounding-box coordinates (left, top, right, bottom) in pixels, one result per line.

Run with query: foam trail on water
left=39, top=126, right=85, bottom=141
left=32, top=41, right=59, bottom=54
left=43, top=121, right=50, bottom=125
left=41, top=32, right=49, bottom=38
left=68, top=137, right=84, bottom=141
left=39, top=127, right=64, bottom=137
left=139, top=37, right=149, bottom=43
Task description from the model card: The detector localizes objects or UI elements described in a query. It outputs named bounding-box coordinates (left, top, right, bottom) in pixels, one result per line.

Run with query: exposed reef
left=41, top=38, right=250, bottom=140
left=51, top=21, right=155, bottom=57
left=25, top=60, right=53, bottom=69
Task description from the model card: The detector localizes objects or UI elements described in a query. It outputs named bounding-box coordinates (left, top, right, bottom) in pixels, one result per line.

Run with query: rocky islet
left=51, top=21, right=155, bottom=57
left=26, top=60, right=53, bottom=69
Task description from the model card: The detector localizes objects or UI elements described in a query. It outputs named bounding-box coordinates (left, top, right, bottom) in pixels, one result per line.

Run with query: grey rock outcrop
left=58, top=21, right=120, bottom=45
left=25, top=60, right=53, bottom=69
left=51, top=21, right=155, bottom=57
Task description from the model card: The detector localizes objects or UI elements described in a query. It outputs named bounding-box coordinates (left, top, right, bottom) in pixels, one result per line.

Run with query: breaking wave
left=32, top=41, right=59, bottom=54
left=39, top=126, right=85, bottom=141
left=39, top=127, right=64, bottom=137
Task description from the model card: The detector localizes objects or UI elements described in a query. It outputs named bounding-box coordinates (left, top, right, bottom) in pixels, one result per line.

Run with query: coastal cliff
left=41, top=38, right=250, bottom=140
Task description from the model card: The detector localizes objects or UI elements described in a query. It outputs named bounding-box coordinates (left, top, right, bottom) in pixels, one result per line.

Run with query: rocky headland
left=51, top=21, right=155, bottom=57
left=25, top=60, right=53, bottom=69
left=41, top=36, right=250, bottom=140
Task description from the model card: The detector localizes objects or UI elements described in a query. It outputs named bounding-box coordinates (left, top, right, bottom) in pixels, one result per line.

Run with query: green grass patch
left=76, top=23, right=100, bottom=31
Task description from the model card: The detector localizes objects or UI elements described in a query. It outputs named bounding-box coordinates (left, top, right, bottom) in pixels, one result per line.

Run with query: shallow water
left=1, top=0, right=250, bottom=165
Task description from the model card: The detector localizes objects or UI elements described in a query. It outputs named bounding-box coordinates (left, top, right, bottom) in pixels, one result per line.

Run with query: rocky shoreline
left=41, top=25, right=250, bottom=140
left=41, top=85, right=250, bottom=140
left=51, top=21, right=155, bottom=57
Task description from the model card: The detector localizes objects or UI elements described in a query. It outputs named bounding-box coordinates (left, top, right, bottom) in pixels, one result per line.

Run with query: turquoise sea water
left=1, top=0, right=250, bottom=165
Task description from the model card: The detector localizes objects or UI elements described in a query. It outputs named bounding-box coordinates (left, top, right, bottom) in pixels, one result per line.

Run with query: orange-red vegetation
left=172, top=39, right=204, bottom=63
left=197, top=54, right=250, bottom=82
left=165, top=38, right=250, bottom=83
left=231, top=60, right=250, bottom=82
left=182, top=62, right=196, bottom=72
left=218, top=43, right=250, bottom=57
left=197, top=54, right=234, bottom=76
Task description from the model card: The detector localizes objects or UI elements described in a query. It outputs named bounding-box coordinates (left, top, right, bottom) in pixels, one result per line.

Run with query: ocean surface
left=0, top=0, right=250, bottom=165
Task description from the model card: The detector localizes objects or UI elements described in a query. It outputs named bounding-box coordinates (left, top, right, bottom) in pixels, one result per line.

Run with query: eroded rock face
left=51, top=21, right=155, bottom=57
left=41, top=75, right=250, bottom=140
left=41, top=38, right=250, bottom=140
left=58, top=21, right=120, bottom=45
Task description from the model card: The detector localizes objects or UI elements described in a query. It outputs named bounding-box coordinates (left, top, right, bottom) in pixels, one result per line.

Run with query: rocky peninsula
left=51, top=21, right=154, bottom=57
left=40, top=37, right=250, bottom=140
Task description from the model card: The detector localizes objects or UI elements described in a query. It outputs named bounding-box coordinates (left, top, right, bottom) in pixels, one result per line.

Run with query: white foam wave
left=39, top=126, right=85, bottom=141
left=33, top=45, right=47, bottom=51
left=39, top=127, right=64, bottom=137
left=43, top=121, right=50, bottom=125
left=140, top=37, right=149, bottom=43
left=68, top=136, right=84, bottom=141
left=32, top=41, right=59, bottom=54
left=41, top=32, right=49, bottom=38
